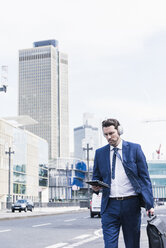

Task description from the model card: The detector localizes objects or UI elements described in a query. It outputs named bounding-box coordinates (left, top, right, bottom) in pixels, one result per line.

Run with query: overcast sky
left=0, top=0, right=166, bottom=159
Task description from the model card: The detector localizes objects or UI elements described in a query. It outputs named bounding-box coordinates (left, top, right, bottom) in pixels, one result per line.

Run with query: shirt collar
left=110, top=139, right=122, bottom=151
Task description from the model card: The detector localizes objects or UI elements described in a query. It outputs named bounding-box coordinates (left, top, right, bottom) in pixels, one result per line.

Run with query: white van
left=90, top=192, right=102, bottom=218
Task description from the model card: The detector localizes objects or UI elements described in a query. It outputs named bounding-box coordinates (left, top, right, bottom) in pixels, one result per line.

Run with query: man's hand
left=92, top=185, right=102, bottom=192
left=146, top=208, right=154, bottom=217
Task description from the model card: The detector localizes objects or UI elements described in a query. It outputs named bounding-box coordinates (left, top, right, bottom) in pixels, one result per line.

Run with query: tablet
left=86, top=180, right=110, bottom=188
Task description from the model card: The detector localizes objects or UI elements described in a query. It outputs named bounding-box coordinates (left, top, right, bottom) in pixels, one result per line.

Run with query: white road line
left=63, top=229, right=102, bottom=248
left=0, top=229, right=11, bottom=233
left=94, top=228, right=103, bottom=237
left=32, top=223, right=51, bottom=228
left=83, top=216, right=89, bottom=219
left=64, top=219, right=76, bottom=222
left=46, top=229, right=102, bottom=248
left=45, top=243, right=68, bottom=248
left=72, top=234, right=91, bottom=240
left=63, top=236, right=99, bottom=248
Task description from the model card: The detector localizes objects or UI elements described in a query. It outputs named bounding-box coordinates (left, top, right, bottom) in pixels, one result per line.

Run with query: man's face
left=103, top=125, right=121, bottom=147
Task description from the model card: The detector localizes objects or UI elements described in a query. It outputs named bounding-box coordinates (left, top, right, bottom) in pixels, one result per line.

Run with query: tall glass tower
left=18, top=40, right=69, bottom=159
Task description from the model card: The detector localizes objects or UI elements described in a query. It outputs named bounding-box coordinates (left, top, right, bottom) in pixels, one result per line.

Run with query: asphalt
left=0, top=205, right=165, bottom=247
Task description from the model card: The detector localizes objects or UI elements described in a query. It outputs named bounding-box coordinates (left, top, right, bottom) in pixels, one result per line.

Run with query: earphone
left=117, top=125, right=123, bottom=135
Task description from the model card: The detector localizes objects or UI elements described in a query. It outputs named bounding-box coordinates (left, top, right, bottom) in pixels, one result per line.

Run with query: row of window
left=60, top=59, right=68, bottom=65
left=19, top=53, right=51, bottom=61
left=13, top=183, right=26, bottom=194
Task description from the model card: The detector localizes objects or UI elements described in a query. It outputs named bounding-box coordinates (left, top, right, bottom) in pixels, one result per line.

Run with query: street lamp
left=5, top=147, right=14, bottom=208
left=0, top=85, right=7, bottom=93
left=66, top=163, right=69, bottom=201
left=83, top=143, right=93, bottom=207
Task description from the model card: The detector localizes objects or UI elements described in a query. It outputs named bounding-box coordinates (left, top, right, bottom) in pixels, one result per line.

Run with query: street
left=0, top=207, right=165, bottom=248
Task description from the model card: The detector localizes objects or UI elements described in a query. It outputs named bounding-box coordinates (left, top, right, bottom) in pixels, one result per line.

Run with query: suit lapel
left=104, top=144, right=111, bottom=174
left=122, top=140, right=129, bottom=163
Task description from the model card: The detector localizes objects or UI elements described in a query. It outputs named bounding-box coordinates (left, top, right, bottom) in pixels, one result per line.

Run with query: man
left=92, top=118, right=154, bottom=248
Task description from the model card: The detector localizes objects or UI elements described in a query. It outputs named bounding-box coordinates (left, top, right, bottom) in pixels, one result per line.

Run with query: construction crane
left=143, top=119, right=166, bottom=123
left=156, top=144, right=161, bottom=159
left=0, top=65, right=8, bottom=93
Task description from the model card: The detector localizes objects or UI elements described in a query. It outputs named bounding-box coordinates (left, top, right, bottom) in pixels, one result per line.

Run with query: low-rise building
left=0, top=118, right=48, bottom=209
left=148, top=160, right=166, bottom=200
left=49, top=158, right=89, bottom=201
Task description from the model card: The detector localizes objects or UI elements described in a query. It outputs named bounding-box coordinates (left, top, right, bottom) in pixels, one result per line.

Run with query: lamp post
left=66, top=163, right=69, bottom=201
left=5, top=147, right=14, bottom=208
left=0, top=85, right=7, bottom=92
left=83, top=143, right=93, bottom=207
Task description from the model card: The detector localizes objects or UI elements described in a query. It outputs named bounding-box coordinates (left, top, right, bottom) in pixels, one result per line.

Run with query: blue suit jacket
left=92, top=140, right=154, bottom=214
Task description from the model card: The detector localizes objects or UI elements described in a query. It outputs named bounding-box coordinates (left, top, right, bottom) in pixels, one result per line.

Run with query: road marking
left=63, top=229, right=102, bottom=248
left=32, top=223, right=51, bottom=228
left=0, top=229, right=11, bottom=233
left=63, top=236, right=99, bottom=247
left=83, top=216, right=89, bottom=219
left=64, top=219, right=76, bottom=222
left=94, top=228, right=103, bottom=237
left=45, top=243, right=68, bottom=248
left=72, top=234, right=91, bottom=240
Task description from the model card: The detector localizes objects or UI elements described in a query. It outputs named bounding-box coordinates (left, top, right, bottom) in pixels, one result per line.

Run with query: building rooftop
left=3, top=115, right=38, bottom=127
left=74, top=125, right=98, bottom=131
left=33, top=40, right=58, bottom=48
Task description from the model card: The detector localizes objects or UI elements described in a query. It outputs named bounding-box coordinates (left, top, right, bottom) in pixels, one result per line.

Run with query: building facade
left=18, top=39, right=69, bottom=159
left=0, top=119, right=48, bottom=209
left=49, top=158, right=88, bottom=201
left=148, top=160, right=166, bottom=200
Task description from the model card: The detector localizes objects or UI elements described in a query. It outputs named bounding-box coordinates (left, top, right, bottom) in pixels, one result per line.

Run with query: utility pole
left=83, top=143, right=93, bottom=207
left=5, top=147, right=14, bottom=208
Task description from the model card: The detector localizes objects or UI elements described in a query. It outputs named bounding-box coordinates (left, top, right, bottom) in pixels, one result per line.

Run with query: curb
left=0, top=207, right=88, bottom=221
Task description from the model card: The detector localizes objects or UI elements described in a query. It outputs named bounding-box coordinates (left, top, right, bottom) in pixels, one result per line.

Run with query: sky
left=0, top=0, right=166, bottom=159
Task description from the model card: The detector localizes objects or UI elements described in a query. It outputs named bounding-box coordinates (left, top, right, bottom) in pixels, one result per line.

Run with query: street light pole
left=66, top=164, right=68, bottom=201
left=83, top=143, right=93, bottom=207
left=0, top=85, right=7, bottom=92
left=5, top=147, right=14, bottom=208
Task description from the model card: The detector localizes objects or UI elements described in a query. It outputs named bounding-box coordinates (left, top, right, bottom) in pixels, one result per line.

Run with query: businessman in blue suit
left=92, top=118, right=154, bottom=248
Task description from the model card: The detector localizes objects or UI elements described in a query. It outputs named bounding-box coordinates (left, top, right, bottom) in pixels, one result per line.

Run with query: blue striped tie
left=112, top=147, right=119, bottom=179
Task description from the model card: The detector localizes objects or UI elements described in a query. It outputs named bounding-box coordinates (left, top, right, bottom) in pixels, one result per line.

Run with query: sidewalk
left=0, top=206, right=87, bottom=220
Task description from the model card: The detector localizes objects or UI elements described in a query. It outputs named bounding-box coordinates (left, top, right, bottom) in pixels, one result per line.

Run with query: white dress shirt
left=109, top=140, right=137, bottom=197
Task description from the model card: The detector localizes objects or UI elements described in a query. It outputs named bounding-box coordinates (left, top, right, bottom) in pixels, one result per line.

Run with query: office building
left=0, top=118, right=48, bottom=209
left=18, top=39, right=69, bottom=159
left=74, top=114, right=99, bottom=160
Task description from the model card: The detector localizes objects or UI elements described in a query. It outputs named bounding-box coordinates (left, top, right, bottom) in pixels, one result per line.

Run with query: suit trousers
left=101, top=197, right=141, bottom=248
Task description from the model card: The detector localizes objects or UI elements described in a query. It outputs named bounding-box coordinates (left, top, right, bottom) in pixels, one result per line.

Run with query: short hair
left=102, top=118, right=120, bottom=130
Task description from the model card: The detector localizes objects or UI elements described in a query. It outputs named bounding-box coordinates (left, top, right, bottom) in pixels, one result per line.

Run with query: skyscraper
left=18, top=40, right=69, bottom=159
left=74, top=113, right=100, bottom=160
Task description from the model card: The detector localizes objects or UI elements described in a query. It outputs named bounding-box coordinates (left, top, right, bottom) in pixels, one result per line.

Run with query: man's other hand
left=146, top=208, right=154, bottom=217
left=92, top=185, right=102, bottom=192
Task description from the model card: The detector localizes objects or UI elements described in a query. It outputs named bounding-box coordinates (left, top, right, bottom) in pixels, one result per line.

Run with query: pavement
left=0, top=206, right=85, bottom=220
left=0, top=205, right=165, bottom=247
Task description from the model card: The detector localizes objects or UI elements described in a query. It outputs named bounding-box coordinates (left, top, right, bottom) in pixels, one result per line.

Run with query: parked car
left=90, top=192, right=102, bottom=218
left=11, top=199, right=34, bottom=212
left=156, top=201, right=164, bottom=206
